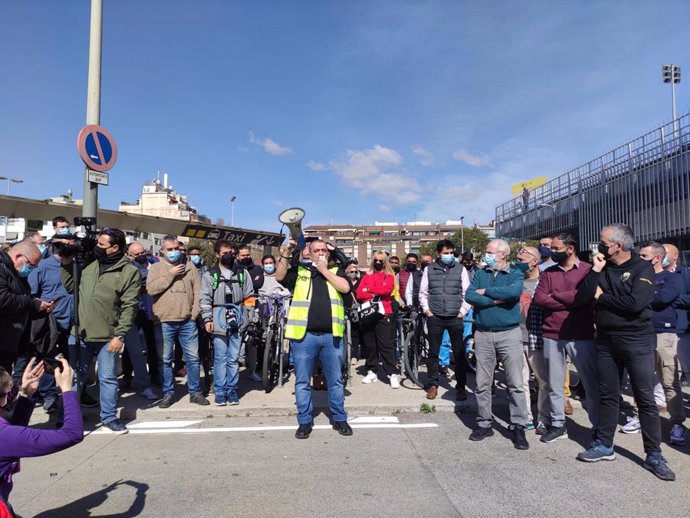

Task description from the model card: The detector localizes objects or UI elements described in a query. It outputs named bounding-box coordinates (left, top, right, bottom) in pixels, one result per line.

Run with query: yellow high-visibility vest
left=284, top=266, right=345, bottom=340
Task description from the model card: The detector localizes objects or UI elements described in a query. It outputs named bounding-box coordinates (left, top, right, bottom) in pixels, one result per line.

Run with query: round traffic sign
left=77, top=125, right=117, bottom=172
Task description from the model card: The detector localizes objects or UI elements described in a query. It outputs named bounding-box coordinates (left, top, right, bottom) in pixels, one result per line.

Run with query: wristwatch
left=115, top=335, right=125, bottom=343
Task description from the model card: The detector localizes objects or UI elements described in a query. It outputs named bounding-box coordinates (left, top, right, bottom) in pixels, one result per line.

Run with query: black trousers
left=362, top=314, right=397, bottom=377
left=426, top=315, right=467, bottom=389
left=596, top=332, right=661, bottom=453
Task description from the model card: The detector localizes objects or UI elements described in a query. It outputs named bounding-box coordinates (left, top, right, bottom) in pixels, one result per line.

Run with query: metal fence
left=495, top=113, right=690, bottom=249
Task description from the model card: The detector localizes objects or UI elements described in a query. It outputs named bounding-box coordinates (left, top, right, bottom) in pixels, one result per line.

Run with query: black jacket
left=244, top=263, right=264, bottom=295
left=575, top=253, right=655, bottom=336
left=0, top=252, right=40, bottom=354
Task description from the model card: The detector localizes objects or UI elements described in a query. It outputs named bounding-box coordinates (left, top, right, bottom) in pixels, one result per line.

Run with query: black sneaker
left=644, top=452, right=676, bottom=481
left=469, top=427, right=494, bottom=441
left=511, top=426, right=530, bottom=450
left=102, top=419, right=129, bottom=434
left=159, top=393, right=174, bottom=409
left=80, top=391, right=99, bottom=408
left=189, top=393, right=210, bottom=406
left=295, top=422, right=313, bottom=439
left=540, top=425, right=568, bottom=443
left=535, top=422, right=547, bottom=435
left=333, top=421, right=353, bottom=436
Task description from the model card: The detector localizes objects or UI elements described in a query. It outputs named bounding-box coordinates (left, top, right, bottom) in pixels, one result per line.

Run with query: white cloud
left=412, top=145, right=438, bottom=166
left=248, top=131, right=293, bottom=156
left=319, top=145, right=423, bottom=205
left=452, top=149, right=489, bottom=167
left=307, top=160, right=327, bottom=171
left=379, top=204, right=392, bottom=212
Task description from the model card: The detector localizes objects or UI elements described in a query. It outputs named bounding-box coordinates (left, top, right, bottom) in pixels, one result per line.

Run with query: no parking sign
left=77, top=125, right=117, bottom=172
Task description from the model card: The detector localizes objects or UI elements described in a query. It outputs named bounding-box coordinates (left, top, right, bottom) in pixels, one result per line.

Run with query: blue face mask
left=484, top=253, right=497, bottom=269
left=662, top=255, right=671, bottom=268
left=263, top=264, right=275, bottom=274
left=440, top=253, right=455, bottom=265
left=190, top=255, right=201, bottom=265
left=57, top=227, right=71, bottom=236
left=166, top=250, right=182, bottom=263
left=38, top=244, right=48, bottom=256
left=18, top=263, right=34, bottom=278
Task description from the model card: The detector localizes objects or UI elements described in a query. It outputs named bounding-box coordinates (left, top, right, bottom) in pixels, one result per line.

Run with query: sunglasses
left=518, top=248, right=538, bottom=260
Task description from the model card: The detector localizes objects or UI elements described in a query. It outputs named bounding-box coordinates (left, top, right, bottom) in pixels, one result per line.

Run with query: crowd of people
left=0, top=217, right=687, bottom=512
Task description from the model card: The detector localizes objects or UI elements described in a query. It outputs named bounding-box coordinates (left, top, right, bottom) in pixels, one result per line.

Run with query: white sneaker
left=249, top=371, right=262, bottom=382
left=670, top=424, right=687, bottom=445
left=361, top=371, right=378, bottom=384
left=619, top=415, right=641, bottom=434
left=388, top=374, right=400, bottom=389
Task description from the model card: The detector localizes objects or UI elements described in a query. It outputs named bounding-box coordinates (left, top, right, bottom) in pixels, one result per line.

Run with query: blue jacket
left=673, top=267, right=690, bottom=334
left=465, top=264, right=523, bottom=331
left=650, top=270, right=682, bottom=333
left=28, top=256, right=73, bottom=331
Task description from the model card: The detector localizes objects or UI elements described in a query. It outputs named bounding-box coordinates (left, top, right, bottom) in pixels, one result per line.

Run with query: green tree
left=418, top=226, right=491, bottom=259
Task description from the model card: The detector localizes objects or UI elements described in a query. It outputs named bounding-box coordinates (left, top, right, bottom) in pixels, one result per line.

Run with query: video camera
left=69, top=216, right=98, bottom=264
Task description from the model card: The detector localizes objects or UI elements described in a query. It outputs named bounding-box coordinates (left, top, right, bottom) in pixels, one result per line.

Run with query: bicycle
left=261, top=290, right=291, bottom=393
left=402, top=307, right=428, bottom=388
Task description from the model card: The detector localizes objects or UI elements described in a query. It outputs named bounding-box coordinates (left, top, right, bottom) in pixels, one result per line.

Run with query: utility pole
left=81, top=0, right=103, bottom=228
left=662, top=64, right=681, bottom=134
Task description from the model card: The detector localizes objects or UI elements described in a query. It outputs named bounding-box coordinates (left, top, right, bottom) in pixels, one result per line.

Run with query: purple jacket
left=0, top=391, right=83, bottom=502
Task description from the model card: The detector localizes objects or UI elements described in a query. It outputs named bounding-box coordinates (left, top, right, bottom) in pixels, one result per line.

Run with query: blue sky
left=1, top=1, right=688, bottom=233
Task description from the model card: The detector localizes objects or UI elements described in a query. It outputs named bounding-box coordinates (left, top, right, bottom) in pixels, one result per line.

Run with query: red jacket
left=356, top=271, right=395, bottom=315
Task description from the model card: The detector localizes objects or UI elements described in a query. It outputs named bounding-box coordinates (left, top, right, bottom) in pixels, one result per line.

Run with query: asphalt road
left=10, top=404, right=690, bottom=517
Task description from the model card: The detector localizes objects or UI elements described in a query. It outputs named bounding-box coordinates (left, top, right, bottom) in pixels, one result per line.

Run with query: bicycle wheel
left=403, top=328, right=424, bottom=388
left=464, top=335, right=476, bottom=375
left=262, top=325, right=280, bottom=393
left=342, top=319, right=352, bottom=386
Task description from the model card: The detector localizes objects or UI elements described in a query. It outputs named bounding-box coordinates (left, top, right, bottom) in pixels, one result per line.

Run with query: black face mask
left=53, top=241, right=77, bottom=258
left=220, top=253, right=235, bottom=267
left=550, top=251, right=568, bottom=264
left=93, top=246, right=108, bottom=261
left=405, top=262, right=416, bottom=272
left=421, top=261, right=430, bottom=270
left=134, top=255, right=148, bottom=265
left=239, top=257, right=253, bottom=267
left=391, top=265, right=400, bottom=273
left=597, top=242, right=612, bottom=259
left=373, top=261, right=384, bottom=271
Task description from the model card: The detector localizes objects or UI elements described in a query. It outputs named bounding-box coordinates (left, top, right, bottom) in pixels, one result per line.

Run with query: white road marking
left=128, top=420, right=202, bottom=429
left=349, top=416, right=400, bottom=424
left=88, top=422, right=438, bottom=436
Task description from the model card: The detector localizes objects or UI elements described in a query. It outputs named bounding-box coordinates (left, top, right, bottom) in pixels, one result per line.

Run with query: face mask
left=484, top=253, right=497, bottom=269
left=220, top=253, right=235, bottom=267
left=17, top=263, right=33, bottom=278
left=538, top=245, right=552, bottom=259
left=57, top=227, right=71, bottom=236
left=166, top=250, right=182, bottom=263
left=405, top=262, right=416, bottom=272
left=440, top=253, right=455, bottom=265
left=263, top=264, right=275, bottom=274
left=94, top=246, right=109, bottom=261
left=190, top=255, right=202, bottom=266
left=373, top=261, right=384, bottom=271
left=421, top=261, right=430, bottom=269
left=597, top=242, right=612, bottom=259
left=347, top=271, right=358, bottom=279
left=662, top=255, right=671, bottom=268
left=240, top=257, right=253, bottom=267
left=134, top=255, right=148, bottom=265
left=391, top=265, right=400, bottom=273
left=513, top=261, right=530, bottom=273
left=550, top=251, right=568, bottom=264
left=300, top=258, right=312, bottom=267
left=38, top=244, right=47, bottom=256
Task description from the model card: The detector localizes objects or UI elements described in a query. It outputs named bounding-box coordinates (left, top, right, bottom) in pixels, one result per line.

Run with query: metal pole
left=460, top=217, right=464, bottom=253
left=232, top=201, right=235, bottom=226
left=81, top=0, right=103, bottom=226
left=672, top=81, right=677, bottom=135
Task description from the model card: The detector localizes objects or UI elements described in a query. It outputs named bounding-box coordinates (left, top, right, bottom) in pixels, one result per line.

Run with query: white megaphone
left=278, top=207, right=306, bottom=252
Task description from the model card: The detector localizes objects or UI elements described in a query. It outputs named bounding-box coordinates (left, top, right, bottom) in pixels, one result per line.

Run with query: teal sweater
left=465, top=265, right=523, bottom=331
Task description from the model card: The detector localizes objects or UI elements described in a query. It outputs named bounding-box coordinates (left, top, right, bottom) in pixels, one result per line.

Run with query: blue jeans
left=125, top=326, right=152, bottom=393
left=79, top=342, right=119, bottom=424
left=213, top=332, right=241, bottom=401
left=159, top=320, right=201, bottom=396
left=292, top=332, right=347, bottom=425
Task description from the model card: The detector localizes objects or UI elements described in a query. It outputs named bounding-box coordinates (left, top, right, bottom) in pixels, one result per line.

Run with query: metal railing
left=495, top=113, right=690, bottom=247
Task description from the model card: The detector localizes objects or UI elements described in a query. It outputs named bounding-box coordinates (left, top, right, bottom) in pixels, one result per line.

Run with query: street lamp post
left=662, top=64, right=681, bottom=134
left=230, top=196, right=237, bottom=226
left=0, top=176, right=23, bottom=241
left=460, top=216, right=465, bottom=253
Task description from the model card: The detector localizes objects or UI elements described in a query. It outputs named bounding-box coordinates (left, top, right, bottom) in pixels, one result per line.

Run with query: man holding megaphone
left=276, top=238, right=353, bottom=439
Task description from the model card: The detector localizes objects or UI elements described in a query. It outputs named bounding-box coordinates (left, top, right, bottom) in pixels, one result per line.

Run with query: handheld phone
left=41, top=357, right=64, bottom=374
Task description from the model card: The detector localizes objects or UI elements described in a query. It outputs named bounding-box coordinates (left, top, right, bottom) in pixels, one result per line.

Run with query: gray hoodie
left=199, top=265, right=253, bottom=336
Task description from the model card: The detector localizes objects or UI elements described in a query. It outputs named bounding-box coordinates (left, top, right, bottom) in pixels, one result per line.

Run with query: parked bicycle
left=261, top=289, right=292, bottom=393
